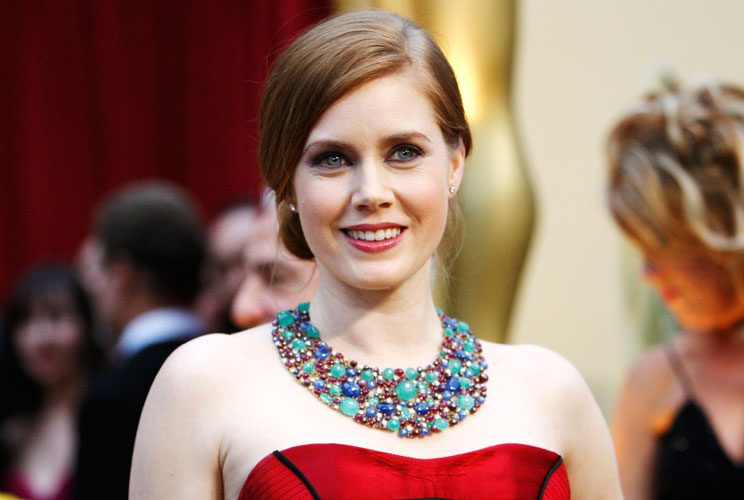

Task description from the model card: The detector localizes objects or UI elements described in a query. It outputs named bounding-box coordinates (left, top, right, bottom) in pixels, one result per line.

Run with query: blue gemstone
left=442, top=390, right=453, bottom=400
left=464, top=368, right=475, bottom=379
left=477, top=396, right=486, bottom=404
left=367, top=380, right=377, bottom=389
left=414, top=402, right=429, bottom=415
left=459, top=410, right=469, bottom=420
left=446, top=377, right=461, bottom=393
left=300, top=321, right=313, bottom=331
left=456, top=350, right=469, bottom=360
left=444, top=317, right=457, bottom=329
left=365, top=406, right=377, bottom=418
left=378, top=402, right=395, bottom=415
left=314, top=346, right=331, bottom=360
left=398, top=428, right=409, bottom=437
left=481, top=362, right=489, bottom=370
left=342, top=381, right=361, bottom=398
left=313, top=379, right=326, bottom=389
left=421, top=427, right=431, bottom=436
left=346, top=368, right=358, bottom=378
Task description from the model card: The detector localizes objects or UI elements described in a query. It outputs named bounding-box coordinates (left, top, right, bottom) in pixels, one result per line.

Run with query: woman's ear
left=447, top=137, right=466, bottom=197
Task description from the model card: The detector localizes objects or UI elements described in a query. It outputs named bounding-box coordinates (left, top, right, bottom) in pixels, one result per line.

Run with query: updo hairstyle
left=607, top=81, right=744, bottom=279
left=259, top=10, right=472, bottom=260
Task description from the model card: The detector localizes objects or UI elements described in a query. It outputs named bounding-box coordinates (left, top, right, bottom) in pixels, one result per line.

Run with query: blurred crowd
left=0, top=182, right=317, bottom=500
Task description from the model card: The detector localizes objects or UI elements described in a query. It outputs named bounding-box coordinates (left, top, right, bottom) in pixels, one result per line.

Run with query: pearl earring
left=289, top=203, right=297, bottom=212
left=449, top=186, right=456, bottom=194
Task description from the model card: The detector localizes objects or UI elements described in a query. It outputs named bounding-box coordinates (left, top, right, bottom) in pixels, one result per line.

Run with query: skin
left=131, top=71, right=622, bottom=500
left=612, top=250, right=744, bottom=500
left=230, top=209, right=318, bottom=329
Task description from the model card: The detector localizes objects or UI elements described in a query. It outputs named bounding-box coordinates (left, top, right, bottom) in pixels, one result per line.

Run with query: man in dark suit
left=74, top=182, right=206, bottom=500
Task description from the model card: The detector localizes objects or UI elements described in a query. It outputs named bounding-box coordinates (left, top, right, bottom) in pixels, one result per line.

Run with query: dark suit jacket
left=74, top=338, right=186, bottom=500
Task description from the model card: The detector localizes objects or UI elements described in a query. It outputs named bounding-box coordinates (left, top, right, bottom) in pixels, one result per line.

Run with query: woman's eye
left=313, top=152, right=347, bottom=168
left=391, top=145, right=422, bottom=162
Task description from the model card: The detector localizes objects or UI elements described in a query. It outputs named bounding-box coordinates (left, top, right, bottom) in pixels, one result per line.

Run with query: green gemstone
left=405, top=368, right=418, bottom=380
left=283, top=330, right=294, bottom=340
left=458, top=395, right=475, bottom=410
left=278, top=310, right=295, bottom=327
left=400, top=407, right=412, bottom=419
left=427, top=398, right=436, bottom=407
left=303, top=361, right=315, bottom=373
left=449, top=359, right=462, bottom=374
left=426, top=371, right=438, bottom=383
left=329, top=383, right=342, bottom=396
left=297, top=302, right=310, bottom=312
left=368, top=397, right=379, bottom=406
left=435, top=306, right=444, bottom=315
left=470, top=362, right=481, bottom=375
left=464, top=343, right=475, bottom=353
left=305, top=325, right=319, bottom=338
left=382, top=368, right=395, bottom=380
left=387, top=417, right=401, bottom=431
left=417, top=382, right=429, bottom=392
left=444, top=327, right=455, bottom=337
left=292, top=339, right=306, bottom=351
left=396, top=380, right=417, bottom=400
left=340, top=397, right=360, bottom=416
left=435, top=417, right=449, bottom=430
left=464, top=335, right=475, bottom=345
left=331, top=363, right=346, bottom=377
left=459, top=378, right=472, bottom=389
left=320, top=393, right=332, bottom=404
left=456, top=321, right=470, bottom=332
left=362, top=369, right=375, bottom=381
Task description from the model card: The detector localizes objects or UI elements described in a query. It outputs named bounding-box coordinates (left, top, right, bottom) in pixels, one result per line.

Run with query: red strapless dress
left=239, top=443, right=569, bottom=499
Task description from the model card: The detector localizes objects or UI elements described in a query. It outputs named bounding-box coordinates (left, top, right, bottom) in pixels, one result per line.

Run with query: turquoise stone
left=362, top=369, right=374, bottom=381
left=278, top=310, right=294, bottom=327
left=283, top=330, right=294, bottom=340
left=400, top=407, right=413, bottom=419
left=470, top=362, right=481, bottom=375
left=320, top=393, right=332, bottom=404
left=387, top=417, right=401, bottom=431
left=329, top=383, right=341, bottom=396
left=435, top=418, right=449, bottom=430
left=444, top=327, right=454, bottom=337
left=427, top=397, right=436, bottom=407
left=331, top=363, right=346, bottom=377
left=426, top=371, right=437, bottom=383
left=458, top=395, right=475, bottom=410
left=417, top=382, right=429, bottom=392
left=449, top=359, right=462, bottom=374
left=292, top=339, right=306, bottom=351
left=340, top=398, right=359, bottom=416
left=303, top=361, right=315, bottom=373
left=464, top=343, right=474, bottom=353
left=405, top=368, right=418, bottom=380
left=382, top=368, right=395, bottom=380
left=456, top=321, right=470, bottom=332
left=459, top=378, right=471, bottom=389
left=297, top=302, right=310, bottom=312
left=305, top=325, right=319, bottom=338
left=368, top=397, right=379, bottom=406
left=396, top=380, right=416, bottom=400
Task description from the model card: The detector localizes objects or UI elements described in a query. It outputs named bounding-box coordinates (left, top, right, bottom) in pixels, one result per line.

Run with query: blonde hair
left=259, top=10, right=471, bottom=264
left=607, top=80, right=744, bottom=277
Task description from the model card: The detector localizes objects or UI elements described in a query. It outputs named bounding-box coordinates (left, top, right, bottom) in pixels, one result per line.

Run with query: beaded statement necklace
left=272, top=303, right=489, bottom=438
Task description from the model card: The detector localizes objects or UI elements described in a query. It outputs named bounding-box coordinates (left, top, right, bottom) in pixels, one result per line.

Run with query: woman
left=131, top=10, right=621, bottom=499
left=0, top=265, right=100, bottom=500
left=609, top=81, right=744, bottom=498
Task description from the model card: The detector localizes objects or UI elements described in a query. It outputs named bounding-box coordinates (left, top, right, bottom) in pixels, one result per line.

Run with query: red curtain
left=0, top=0, right=330, bottom=298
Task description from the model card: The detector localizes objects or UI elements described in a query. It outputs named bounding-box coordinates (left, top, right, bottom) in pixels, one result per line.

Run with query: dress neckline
left=677, top=399, right=744, bottom=469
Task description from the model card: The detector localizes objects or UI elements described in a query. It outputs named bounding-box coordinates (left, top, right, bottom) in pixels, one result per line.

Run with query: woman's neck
left=307, top=264, right=444, bottom=369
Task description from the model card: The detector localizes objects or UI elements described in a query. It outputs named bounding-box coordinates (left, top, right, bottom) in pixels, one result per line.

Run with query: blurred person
left=131, top=11, right=621, bottom=499
left=196, top=200, right=258, bottom=333
left=230, top=196, right=318, bottom=329
left=608, top=81, right=744, bottom=498
left=0, top=265, right=101, bottom=500
left=74, top=182, right=206, bottom=500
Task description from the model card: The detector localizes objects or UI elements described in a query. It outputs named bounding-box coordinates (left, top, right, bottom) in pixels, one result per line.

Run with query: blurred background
left=3, top=0, right=744, bottom=417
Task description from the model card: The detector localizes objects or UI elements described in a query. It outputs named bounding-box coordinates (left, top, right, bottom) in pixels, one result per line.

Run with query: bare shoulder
left=619, top=341, right=678, bottom=410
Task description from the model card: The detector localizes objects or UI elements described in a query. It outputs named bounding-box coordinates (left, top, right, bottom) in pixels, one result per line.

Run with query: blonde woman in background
left=609, top=81, right=744, bottom=499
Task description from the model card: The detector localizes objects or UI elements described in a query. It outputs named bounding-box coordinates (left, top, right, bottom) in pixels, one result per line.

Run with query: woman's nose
left=351, top=161, right=394, bottom=211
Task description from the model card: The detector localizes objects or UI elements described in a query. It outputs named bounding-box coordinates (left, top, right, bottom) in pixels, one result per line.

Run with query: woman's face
left=642, top=250, right=744, bottom=332
left=292, top=71, right=464, bottom=292
left=13, top=290, right=86, bottom=388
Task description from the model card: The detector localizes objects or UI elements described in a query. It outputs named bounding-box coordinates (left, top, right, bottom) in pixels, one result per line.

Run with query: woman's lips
left=341, top=226, right=405, bottom=253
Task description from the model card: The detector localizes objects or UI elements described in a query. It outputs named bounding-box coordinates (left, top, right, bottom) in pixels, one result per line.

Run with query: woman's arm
left=130, top=335, right=233, bottom=500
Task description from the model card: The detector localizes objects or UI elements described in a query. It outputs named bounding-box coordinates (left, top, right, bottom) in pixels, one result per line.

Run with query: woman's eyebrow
left=302, top=139, right=353, bottom=155
left=381, top=131, right=432, bottom=145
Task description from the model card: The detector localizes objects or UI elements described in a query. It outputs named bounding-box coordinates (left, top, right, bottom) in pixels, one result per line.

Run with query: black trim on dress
left=537, top=455, right=564, bottom=500
left=272, top=450, right=322, bottom=500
